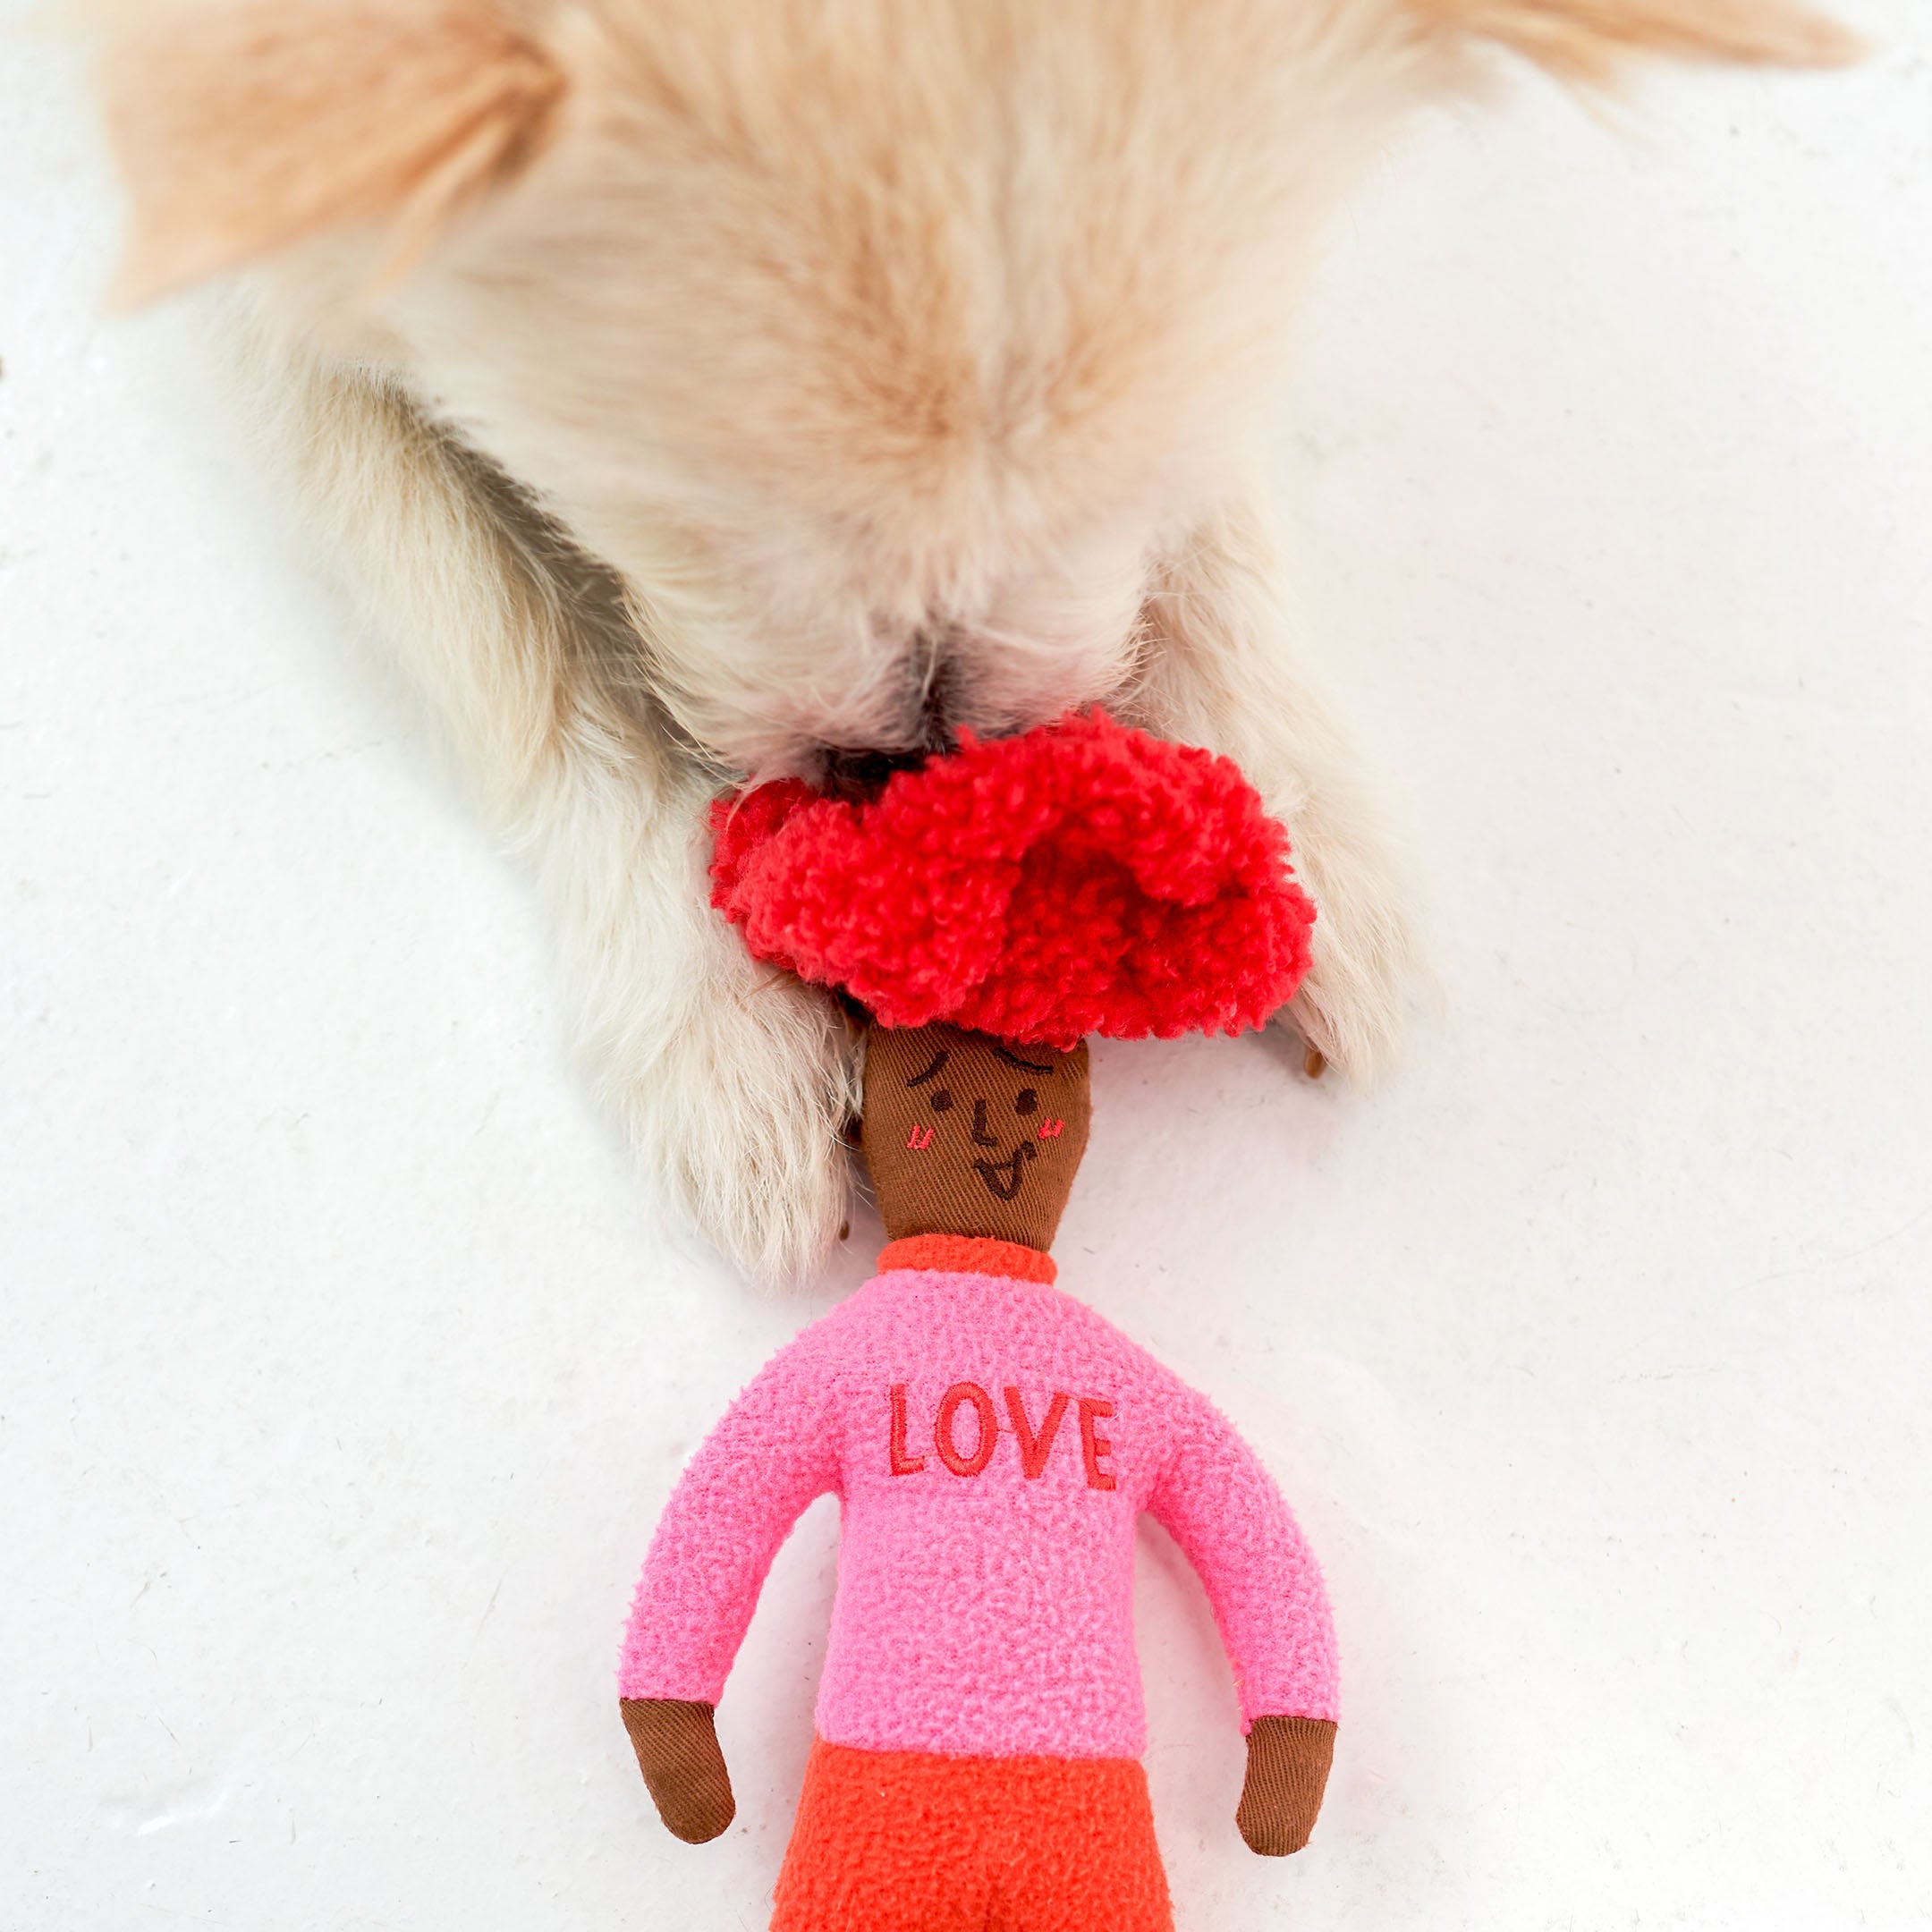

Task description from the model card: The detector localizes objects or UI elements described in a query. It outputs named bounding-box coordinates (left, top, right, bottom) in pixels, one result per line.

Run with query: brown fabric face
left=1235, top=1716, right=1336, bottom=1856
left=620, top=1697, right=736, bottom=1843
left=860, top=1023, right=1091, bottom=1252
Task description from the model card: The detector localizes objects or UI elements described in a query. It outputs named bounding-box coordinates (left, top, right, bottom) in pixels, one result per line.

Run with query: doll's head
left=860, top=1021, right=1091, bottom=1252
left=709, top=711, right=1316, bottom=1050
left=709, top=708, right=1319, bottom=1255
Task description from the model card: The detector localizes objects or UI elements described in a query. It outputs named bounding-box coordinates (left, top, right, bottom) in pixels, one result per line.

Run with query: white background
left=4, top=7, right=1929, bottom=1928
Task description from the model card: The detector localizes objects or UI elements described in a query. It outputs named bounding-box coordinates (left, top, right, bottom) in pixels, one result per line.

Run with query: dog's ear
left=1412, top=0, right=1860, bottom=82
left=99, top=0, right=566, bottom=306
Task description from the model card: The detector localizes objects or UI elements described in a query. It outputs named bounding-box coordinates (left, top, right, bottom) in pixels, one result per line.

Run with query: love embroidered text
left=888, top=1382, right=1117, bottom=1490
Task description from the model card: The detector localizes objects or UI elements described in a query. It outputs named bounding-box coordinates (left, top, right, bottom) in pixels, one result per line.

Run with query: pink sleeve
left=1147, top=1384, right=1339, bottom=1728
left=618, top=1334, right=841, bottom=1704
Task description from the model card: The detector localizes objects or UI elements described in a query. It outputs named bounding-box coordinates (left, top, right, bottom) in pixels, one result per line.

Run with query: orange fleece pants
left=770, top=1739, right=1174, bottom=1932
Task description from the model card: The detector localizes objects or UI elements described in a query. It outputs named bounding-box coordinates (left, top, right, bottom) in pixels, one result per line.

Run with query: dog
left=91, top=0, right=1852, bottom=1282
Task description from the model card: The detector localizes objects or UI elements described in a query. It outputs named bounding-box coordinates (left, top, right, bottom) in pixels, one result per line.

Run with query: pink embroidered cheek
left=1038, top=1119, right=1064, bottom=1140
left=905, top=1125, right=936, bottom=1151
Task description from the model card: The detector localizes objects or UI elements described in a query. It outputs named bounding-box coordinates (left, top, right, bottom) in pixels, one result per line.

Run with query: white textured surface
left=5, top=15, right=1930, bottom=1929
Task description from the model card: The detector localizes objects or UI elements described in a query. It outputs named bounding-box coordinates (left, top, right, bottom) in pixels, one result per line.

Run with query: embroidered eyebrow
left=905, top=1049, right=950, bottom=1088
left=991, top=1045, right=1055, bottom=1074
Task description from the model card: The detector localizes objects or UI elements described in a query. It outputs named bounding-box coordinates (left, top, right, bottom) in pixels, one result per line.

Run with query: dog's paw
left=1280, top=818, right=1431, bottom=1089
left=607, top=970, right=859, bottom=1286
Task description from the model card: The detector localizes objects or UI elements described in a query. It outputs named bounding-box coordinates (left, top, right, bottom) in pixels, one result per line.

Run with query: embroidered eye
left=1014, top=1088, right=1038, bottom=1115
left=930, top=1089, right=953, bottom=1112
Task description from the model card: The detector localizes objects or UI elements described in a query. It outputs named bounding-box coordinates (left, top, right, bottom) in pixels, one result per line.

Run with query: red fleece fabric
left=770, top=1740, right=1174, bottom=1932
left=709, top=711, right=1315, bottom=1047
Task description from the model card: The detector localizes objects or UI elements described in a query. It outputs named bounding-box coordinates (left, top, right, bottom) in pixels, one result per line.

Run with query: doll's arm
left=619, top=1338, right=840, bottom=1842
left=1147, top=1388, right=1339, bottom=1856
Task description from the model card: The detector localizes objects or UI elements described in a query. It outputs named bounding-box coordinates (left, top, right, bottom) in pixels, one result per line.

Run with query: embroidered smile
left=973, top=1143, right=1037, bottom=1200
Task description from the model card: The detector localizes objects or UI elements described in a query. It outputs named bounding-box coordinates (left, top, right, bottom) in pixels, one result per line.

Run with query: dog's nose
left=817, top=643, right=962, bottom=801
left=818, top=744, right=929, bottom=802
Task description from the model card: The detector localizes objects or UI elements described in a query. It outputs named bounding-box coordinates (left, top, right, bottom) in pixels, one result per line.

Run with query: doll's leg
left=771, top=1745, right=1172, bottom=1932
left=982, top=1758, right=1174, bottom=1932
left=770, top=1741, right=989, bottom=1932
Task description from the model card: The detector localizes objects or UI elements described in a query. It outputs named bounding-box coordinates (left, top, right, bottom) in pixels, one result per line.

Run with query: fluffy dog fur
left=90, top=0, right=1851, bottom=1281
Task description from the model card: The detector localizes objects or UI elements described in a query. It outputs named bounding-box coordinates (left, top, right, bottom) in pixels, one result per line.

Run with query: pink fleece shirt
left=620, top=1239, right=1338, bottom=1760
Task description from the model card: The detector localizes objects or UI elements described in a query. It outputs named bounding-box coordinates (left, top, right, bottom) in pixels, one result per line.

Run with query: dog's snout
left=911, top=646, right=962, bottom=752
left=818, top=744, right=928, bottom=802
left=815, top=637, right=964, bottom=801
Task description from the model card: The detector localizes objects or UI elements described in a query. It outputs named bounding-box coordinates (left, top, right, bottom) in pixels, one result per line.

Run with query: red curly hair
left=710, top=711, right=1315, bottom=1047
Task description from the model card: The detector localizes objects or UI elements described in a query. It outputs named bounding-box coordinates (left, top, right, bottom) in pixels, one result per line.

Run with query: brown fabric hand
left=621, top=1698, right=736, bottom=1843
left=1236, top=1716, right=1336, bottom=1856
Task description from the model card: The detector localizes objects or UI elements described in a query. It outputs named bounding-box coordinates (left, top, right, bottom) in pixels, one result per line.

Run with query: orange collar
left=877, top=1233, right=1058, bottom=1284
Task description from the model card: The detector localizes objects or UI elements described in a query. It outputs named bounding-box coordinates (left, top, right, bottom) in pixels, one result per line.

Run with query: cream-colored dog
left=93, top=0, right=1849, bottom=1281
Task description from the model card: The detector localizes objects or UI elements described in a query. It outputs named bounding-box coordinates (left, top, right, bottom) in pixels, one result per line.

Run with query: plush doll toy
left=618, top=712, right=1339, bottom=1932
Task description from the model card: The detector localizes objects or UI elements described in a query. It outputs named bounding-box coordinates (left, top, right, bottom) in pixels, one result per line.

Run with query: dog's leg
left=1127, top=492, right=1428, bottom=1084
left=228, top=307, right=854, bottom=1281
